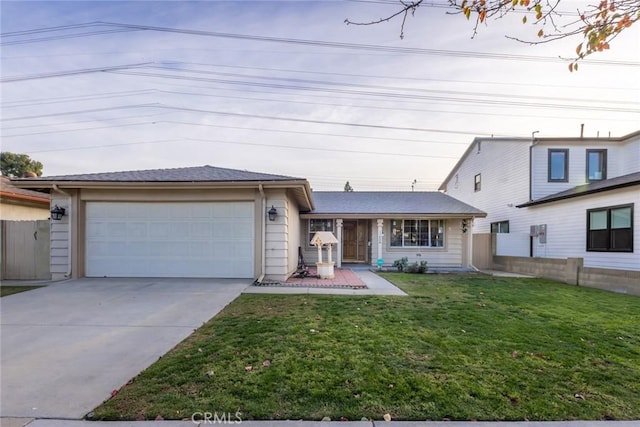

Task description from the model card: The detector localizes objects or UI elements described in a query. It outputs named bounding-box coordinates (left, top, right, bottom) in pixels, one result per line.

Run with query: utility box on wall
left=538, top=224, right=547, bottom=244
left=530, top=224, right=547, bottom=244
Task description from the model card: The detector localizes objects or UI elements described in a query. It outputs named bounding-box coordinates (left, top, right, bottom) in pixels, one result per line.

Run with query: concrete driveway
left=0, top=278, right=249, bottom=419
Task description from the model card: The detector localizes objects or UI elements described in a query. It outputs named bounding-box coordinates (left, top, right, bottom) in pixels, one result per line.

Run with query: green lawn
left=0, top=285, right=43, bottom=297
left=92, top=274, right=640, bottom=421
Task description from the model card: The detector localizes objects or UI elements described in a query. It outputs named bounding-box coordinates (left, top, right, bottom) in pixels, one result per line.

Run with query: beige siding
left=264, top=189, right=289, bottom=281
left=381, top=219, right=464, bottom=268
left=50, top=194, right=70, bottom=280
left=0, top=203, right=50, bottom=221
left=286, top=194, right=301, bottom=276
left=300, top=217, right=466, bottom=268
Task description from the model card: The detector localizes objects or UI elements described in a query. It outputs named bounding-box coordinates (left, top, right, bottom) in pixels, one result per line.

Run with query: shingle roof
left=517, top=171, right=640, bottom=208
left=309, top=191, right=486, bottom=216
left=0, top=176, right=50, bottom=202
left=14, top=165, right=304, bottom=183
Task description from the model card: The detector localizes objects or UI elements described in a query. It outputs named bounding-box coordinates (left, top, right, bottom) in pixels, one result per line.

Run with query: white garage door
left=85, top=202, right=255, bottom=278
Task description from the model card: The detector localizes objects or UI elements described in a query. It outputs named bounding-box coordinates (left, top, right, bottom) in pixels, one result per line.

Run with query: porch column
left=336, top=219, right=343, bottom=268
left=376, top=219, right=384, bottom=267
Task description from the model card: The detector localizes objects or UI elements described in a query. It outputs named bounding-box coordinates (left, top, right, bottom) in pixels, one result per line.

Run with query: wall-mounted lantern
left=267, top=206, right=277, bottom=221
left=50, top=205, right=66, bottom=220
left=461, top=219, right=468, bottom=233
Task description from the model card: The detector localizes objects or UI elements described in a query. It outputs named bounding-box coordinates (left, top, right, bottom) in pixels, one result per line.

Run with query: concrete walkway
left=243, top=269, right=407, bottom=296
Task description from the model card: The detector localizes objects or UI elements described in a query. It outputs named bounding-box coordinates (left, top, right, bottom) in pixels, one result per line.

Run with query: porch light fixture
left=267, top=206, right=278, bottom=221
left=461, top=219, right=468, bottom=233
left=50, top=205, right=66, bottom=220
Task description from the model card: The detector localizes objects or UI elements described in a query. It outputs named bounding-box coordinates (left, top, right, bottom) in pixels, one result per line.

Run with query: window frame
left=474, top=173, right=481, bottom=192
left=586, top=149, right=607, bottom=182
left=308, top=219, right=334, bottom=247
left=491, top=220, right=510, bottom=233
left=389, top=219, right=445, bottom=248
left=586, top=204, right=634, bottom=253
left=548, top=149, right=569, bottom=182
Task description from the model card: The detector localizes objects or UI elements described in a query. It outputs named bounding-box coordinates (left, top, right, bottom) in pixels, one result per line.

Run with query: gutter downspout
left=257, top=184, right=266, bottom=283
left=52, top=184, right=72, bottom=278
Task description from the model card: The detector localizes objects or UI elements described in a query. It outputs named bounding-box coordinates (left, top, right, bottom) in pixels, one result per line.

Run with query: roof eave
left=12, top=178, right=315, bottom=211
left=300, top=212, right=486, bottom=219
left=517, top=180, right=640, bottom=208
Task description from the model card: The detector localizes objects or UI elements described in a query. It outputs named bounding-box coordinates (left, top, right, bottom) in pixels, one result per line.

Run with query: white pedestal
left=316, top=262, right=335, bottom=279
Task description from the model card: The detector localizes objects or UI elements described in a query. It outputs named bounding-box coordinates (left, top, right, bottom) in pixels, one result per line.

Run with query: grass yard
left=0, top=285, right=43, bottom=297
left=92, top=274, right=640, bottom=421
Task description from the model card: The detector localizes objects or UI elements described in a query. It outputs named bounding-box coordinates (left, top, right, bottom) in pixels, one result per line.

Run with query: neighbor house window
left=491, top=220, right=510, bottom=233
left=474, top=174, right=481, bottom=192
left=548, top=149, right=569, bottom=182
left=587, top=204, right=633, bottom=252
left=309, top=219, right=333, bottom=245
left=586, top=149, right=607, bottom=181
left=390, top=219, right=445, bottom=248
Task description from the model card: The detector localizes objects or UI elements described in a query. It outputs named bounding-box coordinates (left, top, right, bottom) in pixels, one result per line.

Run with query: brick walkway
left=282, top=267, right=367, bottom=288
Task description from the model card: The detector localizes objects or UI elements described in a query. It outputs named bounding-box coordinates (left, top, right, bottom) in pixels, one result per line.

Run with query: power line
left=3, top=21, right=637, bottom=66
left=109, top=70, right=640, bottom=113
left=0, top=62, right=151, bottom=83
left=0, top=104, right=160, bottom=121
left=162, top=60, right=639, bottom=92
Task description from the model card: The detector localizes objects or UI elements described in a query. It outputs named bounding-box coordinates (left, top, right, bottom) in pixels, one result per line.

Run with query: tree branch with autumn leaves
left=345, top=0, right=640, bottom=71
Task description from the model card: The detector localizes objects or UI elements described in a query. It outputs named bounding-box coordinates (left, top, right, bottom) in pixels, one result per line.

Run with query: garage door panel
left=86, top=202, right=255, bottom=278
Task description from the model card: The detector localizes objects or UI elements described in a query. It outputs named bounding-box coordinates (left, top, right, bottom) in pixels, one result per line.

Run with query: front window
left=390, top=219, right=445, bottom=248
left=491, top=220, right=510, bottom=233
left=586, top=149, right=607, bottom=181
left=309, top=219, right=333, bottom=245
left=587, top=204, right=633, bottom=252
left=548, top=149, right=569, bottom=182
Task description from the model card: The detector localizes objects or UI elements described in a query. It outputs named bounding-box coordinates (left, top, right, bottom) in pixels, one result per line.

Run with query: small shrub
left=406, top=261, right=428, bottom=274
left=392, top=257, right=409, bottom=272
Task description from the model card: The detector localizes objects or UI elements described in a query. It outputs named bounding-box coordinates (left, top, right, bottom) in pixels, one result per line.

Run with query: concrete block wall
left=493, top=255, right=640, bottom=296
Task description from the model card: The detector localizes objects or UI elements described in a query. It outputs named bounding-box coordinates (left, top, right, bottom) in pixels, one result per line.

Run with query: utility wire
left=0, top=62, right=151, bottom=83
left=145, top=64, right=637, bottom=106
left=109, top=70, right=639, bottom=113
left=3, top=21, right=637, bottom=66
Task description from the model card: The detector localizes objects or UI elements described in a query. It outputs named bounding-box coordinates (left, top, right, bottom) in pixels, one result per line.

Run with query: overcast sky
left=1, top=0, right=638, bottom=191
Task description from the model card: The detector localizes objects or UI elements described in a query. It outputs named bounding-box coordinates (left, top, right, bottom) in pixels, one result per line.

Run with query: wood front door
left=342, top=220, right=368, bottom=263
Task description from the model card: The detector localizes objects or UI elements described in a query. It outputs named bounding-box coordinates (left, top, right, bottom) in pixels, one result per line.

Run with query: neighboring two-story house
left=439, top=130, right=639, bottom=292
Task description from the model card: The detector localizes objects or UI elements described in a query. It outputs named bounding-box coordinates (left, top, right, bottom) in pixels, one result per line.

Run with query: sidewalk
left=4, top=418, right=640, bottom=426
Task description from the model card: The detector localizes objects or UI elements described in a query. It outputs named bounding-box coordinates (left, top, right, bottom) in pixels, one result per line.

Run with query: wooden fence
left=472, top=233, right=493, bottom=269
left=0, top=220, right=50, bottom=280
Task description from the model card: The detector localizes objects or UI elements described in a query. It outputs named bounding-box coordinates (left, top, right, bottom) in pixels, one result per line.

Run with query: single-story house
left=12, top=166, right=486, bottom=281
left=0, top=176, right=50, bottom=220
